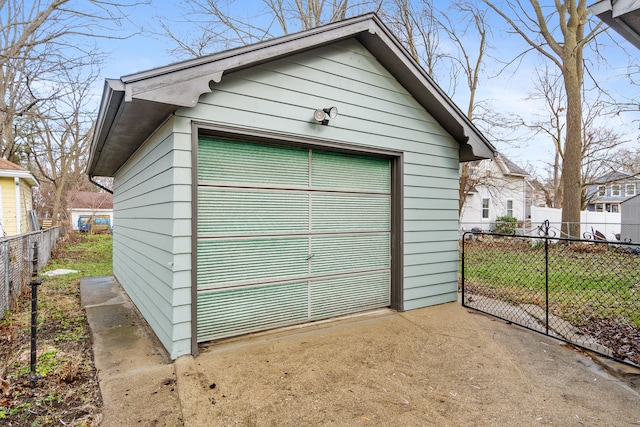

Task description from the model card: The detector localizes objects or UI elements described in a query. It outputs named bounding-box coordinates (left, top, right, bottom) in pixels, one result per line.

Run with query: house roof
left=496, top=154, right=529, bottom=177
left=593, top=171, right=636, bottom=183
left=590, top=0, right=640, bottom=50
left=66, top=191, right=113, bottom=210
left=88, top=13, right=496, bottom=177
left=0, top=158, right=39, bottom=186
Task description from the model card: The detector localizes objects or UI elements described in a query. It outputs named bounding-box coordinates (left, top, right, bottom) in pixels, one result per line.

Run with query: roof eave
left=0, top=170, right=39, bottom=186
left=88, top=13, right=496, bottom=176
left=590, top=0, right=640, bottom=50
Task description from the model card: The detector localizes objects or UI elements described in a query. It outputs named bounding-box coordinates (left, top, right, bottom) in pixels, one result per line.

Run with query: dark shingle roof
left=66, top=191, right=113, bottom=210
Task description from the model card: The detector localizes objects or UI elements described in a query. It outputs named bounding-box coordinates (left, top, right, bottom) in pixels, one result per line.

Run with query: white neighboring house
left=460, top=154, right=532, bottom=232
left=66, top=191, right=113, bottom=231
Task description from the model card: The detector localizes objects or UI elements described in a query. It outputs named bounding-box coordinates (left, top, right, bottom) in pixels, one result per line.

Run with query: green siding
left=177, top=39, right=461, bottom=314
left=113, top=117, right=192, bottom=359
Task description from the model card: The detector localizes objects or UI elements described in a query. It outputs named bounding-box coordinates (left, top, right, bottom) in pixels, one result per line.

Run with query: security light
left=314, top=106, right=338, bottom=125
left=324, top=106, right=338, bottom=119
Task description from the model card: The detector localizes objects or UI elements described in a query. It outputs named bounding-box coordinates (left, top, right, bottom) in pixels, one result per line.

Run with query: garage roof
left=590, top=0, right=640, bottom=50
left=88, top=13, right=496, bottom=177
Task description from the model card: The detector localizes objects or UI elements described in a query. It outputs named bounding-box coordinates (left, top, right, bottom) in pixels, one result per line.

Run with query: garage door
left=196, top=137, right=391, bottom=342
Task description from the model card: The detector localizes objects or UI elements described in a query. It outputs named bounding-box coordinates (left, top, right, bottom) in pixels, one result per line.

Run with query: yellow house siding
left=21, top=182, right=33, bottom=233
left=0, top=177, right=35, bottom=236
left=0, top=177, right=16, bottom=236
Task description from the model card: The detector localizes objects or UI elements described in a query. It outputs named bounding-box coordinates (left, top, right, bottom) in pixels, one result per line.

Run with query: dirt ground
left=183, top=305, right=640, bottom=427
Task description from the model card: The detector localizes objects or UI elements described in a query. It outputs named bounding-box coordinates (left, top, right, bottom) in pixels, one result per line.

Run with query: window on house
left=611, top=184, right=621, bottom=197
left=595, top=203, right=604, bottom=212
left=598, top=185, right=606, bottom=197
left=506, top=200, right=513, bottom=217
left=626, top=183, right=636, bottom=197
left=611, top=204, right=620, bottom=213
left=482, top=198, right=489, bottom=219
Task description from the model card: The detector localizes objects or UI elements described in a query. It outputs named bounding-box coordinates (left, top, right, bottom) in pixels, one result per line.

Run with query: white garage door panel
left=197, top=137, right=391, bottom=342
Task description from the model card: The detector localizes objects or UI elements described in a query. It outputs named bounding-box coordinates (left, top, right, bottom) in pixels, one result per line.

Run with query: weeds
left=0, top=232, right=111, bottom=426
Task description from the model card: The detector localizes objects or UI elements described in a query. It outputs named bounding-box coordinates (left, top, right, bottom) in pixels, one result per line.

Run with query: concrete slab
left=81, top=276, right=640, bottom=426
left=80, top=275, right=128, bottom=307
left=81, top=277, right=180, bottom=427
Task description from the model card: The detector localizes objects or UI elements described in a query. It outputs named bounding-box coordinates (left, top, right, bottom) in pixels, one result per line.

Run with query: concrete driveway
left=82, top=277, right=640, bottom=426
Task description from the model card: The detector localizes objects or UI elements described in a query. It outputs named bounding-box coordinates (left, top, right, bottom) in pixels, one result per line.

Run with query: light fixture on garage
left=314, top=106, right=338, bottom=125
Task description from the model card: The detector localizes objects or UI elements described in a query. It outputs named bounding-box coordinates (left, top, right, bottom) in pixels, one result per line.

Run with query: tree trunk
left=560, top=63, right=583, bottom=238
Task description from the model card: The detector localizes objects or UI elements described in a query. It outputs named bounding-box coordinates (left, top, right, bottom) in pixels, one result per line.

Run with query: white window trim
left=598, top=185, right=606, bottom=197
left=611, top=184, right=621, bottom=197
left=625, top=183, right=636, bottom=197
left=482, top=198, right=490, bottom=219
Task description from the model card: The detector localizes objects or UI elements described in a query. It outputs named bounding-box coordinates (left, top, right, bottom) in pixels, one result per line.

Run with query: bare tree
left=507, top=65, right=628, bottom=209
left=159, top=0, right=382, bottom=57
left=482, top=0, right=605, bottom=237
left=379, top=1, right=493, bottom=213
left=513, top=67, right=566, bottom=208
left=610, top=147, right=640, bottom=176
left=24, top=64, right=98, bottom=225
left=0, top=0, right=145, bottom=161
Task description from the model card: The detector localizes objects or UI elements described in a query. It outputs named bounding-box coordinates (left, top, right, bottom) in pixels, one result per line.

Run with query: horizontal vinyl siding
left=181, top=38, right=460, bottom=310
left=113, top=117, right=192, bottom=358
left=0, top=179, right=16, bottom=236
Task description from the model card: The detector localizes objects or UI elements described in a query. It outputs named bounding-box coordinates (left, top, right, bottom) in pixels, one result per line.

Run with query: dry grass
left=0, top=232, right=112, bottom=426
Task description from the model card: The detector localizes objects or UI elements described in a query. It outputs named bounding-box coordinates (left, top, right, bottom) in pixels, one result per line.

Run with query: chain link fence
left=461, top=222, right=640, bottom=367
left=0, top=227, right=61, bottom=318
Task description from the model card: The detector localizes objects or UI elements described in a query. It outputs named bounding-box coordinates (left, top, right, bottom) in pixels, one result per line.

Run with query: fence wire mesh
left=0, top=227, right=60, bottom=318
left=461, top=226, right=640, bottom=367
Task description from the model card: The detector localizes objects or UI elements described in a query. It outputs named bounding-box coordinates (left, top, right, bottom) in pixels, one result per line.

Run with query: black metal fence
left=0, top=227, right=61, bottom=318
left=461, top=222, right=640, bottom=367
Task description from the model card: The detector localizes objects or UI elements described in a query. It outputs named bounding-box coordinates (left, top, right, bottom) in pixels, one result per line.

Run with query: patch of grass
left=462, top=240, right=640, bottom=327
left=1, top=232, right=110, bottom=426
left=45, top=233, right=113, bottom=278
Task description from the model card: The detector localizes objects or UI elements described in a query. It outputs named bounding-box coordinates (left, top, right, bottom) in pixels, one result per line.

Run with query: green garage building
left=88, top=14, right=495, bottom=359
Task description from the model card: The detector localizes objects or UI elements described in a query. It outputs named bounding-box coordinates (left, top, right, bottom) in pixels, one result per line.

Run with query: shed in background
left=66, top=191, right=113, bottom=231
left=621, top=194, right=640, bottom=243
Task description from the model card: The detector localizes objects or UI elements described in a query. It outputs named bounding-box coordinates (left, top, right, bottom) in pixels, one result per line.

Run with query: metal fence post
left=29, top=241, right=41, bottom=386
left=544, top=224, right=549, bottom=335
left=461, top=234, right=466, bottom=306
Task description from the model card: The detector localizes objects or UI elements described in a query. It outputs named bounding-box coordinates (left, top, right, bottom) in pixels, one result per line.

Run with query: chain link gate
left=461, top=221, right=640, bottom=367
